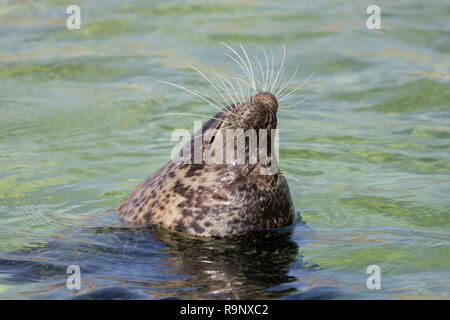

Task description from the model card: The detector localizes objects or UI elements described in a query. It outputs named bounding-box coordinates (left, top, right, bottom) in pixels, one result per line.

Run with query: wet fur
left=117, top=94, right=295, bottom=237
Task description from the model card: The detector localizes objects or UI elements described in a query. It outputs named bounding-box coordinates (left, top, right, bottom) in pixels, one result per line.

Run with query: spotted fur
left=117, top=92, right=295, bottom=237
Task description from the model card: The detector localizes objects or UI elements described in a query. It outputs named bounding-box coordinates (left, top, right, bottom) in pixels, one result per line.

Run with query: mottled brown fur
left=117, top=92, right=295, bottom=237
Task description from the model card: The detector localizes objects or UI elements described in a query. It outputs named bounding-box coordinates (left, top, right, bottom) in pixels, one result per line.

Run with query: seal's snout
left=252, top=92, right=278, bottom=113
left=239, top=91, right=278, bottom=130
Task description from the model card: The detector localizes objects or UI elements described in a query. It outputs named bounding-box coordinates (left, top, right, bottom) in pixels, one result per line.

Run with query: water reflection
left=147, top=227, right=300, bottom=299
left=0, top=222, right=326, bottom=299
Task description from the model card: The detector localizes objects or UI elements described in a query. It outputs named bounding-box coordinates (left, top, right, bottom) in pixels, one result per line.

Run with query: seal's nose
left=252, top=92, right=278, bottom=113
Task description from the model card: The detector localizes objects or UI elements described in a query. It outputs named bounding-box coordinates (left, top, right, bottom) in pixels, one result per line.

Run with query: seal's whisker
left=261, top=180, right=279, bottom=203
left=191, top=125, right=234, bottom=140
left=261, top=46, right=270, bottom=92
left=230, top=77, right=247, bottom=103
left=230, top=75, right=252, bottom=88
left=268, top=50, right=275, bottom=94
left=239, top=45, right=256, bottom=93
left=222, top=43, right=258, bottom=94
left=255, top=57, right=266, bottom=94
left=158, top=80, right=229, bottom=116
left=213, top=71, right=238, bottom=112
left=230, top=75, right=254, bottom=103
left=181, top=78, right=229, bottom=111
left=187, top=63, right=233, bottom=112
left=155, top=112, right=235, bottom=125
left=279, top=96, right=308, bottom=109
left=275, top=65, right=299, bottom=97
left=221, top=74, right=242, bottom=108
left=271, top=43, right=286, bottom=94
left=280, top=172, right=307, bottom=189
left=210, top=70, right=236, bottom=111
left=250, top=69, right=266, bottom=93
left=211, top=70, right=240, bottom=113
left=279, top=72, right=314, bottom=102
left=224, top=53, right=253, bottom=92
left=190, top=88, right=231, bottom=114
left=237, top=74, right=264, bottom=97
left=222, top=43, right=253, bottom=88
left=220, top=74, right=254, bottom=110
left=278, top=109, right=297, bottom=113
left=272, top=61, right=284, bottom=95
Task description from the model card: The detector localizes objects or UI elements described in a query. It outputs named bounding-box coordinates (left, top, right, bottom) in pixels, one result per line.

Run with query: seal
left=117, top=91, right=296, bottom=237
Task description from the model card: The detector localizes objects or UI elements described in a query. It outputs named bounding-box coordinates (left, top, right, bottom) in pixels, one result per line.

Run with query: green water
left=0, top=0, right=449, bottom=299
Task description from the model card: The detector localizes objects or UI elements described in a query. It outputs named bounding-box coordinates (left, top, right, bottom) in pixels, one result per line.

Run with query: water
left=0, top=0, right=449, bottom=299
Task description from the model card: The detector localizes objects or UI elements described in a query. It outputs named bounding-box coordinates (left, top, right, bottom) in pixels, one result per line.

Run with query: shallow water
left=0, top=0, right=449, bottom=299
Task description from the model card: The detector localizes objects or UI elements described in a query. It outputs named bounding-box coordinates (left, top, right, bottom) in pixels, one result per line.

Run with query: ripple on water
left=0, top=0, right=449, bottom=300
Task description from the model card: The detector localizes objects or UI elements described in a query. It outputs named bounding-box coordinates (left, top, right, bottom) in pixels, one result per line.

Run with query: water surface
left=0, top=0, right=449, bottom=299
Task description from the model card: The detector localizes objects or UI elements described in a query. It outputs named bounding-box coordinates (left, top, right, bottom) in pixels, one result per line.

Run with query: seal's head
left=117, top=45, right=308, bottom=237
left=193, top=90, right=280, bottom=173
